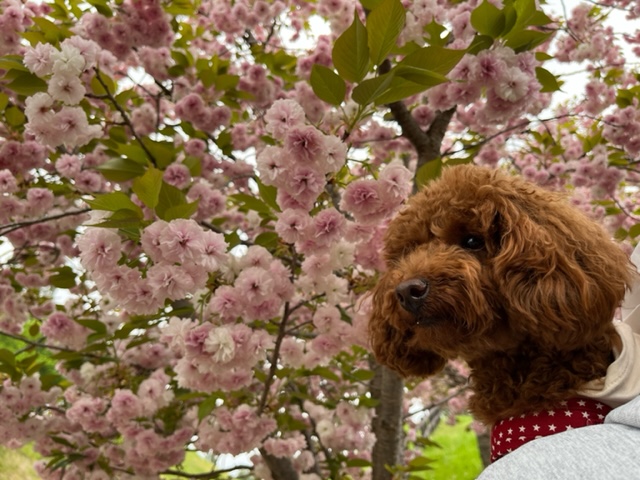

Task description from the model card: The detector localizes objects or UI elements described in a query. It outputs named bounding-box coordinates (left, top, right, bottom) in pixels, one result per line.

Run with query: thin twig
left=93, top=68, right=158, bottom=166
left=257, top=302, right=291, bottom=414
left=162, top=465, right=254, bottom=479
left=403, top=385, right=469, bottom=421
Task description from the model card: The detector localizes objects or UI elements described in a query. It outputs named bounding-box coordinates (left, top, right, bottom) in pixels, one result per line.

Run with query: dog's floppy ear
left=368, top=272, right=447, bottom=377
left=492, top=193, right=632, bottom=350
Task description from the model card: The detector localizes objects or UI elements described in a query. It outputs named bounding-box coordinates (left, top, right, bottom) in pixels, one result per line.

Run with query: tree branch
left=0, top=330, right=112, bottom=361
left=93, top=68, right=157, bottom=166
left=0, top=208, right=91, bottom=236
left=162, top=465, right=253, bottom=479
left=258, top=302, right=291, bottom=415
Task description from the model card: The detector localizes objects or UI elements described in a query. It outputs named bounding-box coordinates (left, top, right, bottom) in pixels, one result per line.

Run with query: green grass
left=415, top=415, right=484, bottom=480
left=0, top=444, right=40, bottom=480
left=162, top=451, right=216, bottom=478
left=0, top=444, right=216, bottom=480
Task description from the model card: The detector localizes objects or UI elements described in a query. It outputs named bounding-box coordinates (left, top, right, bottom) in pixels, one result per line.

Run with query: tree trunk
left=371, top=364, right=405, bottom=480
left=262, top=449, right=299, bottom=480
left=476, top=431, right=492, bottom=468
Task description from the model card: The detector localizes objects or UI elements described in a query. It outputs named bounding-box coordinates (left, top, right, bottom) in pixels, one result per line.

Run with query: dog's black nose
left=395, top=278, right=429, bottom=314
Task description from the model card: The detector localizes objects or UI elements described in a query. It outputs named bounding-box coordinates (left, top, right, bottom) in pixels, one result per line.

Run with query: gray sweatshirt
left=478, top=394, right=640, bottom=479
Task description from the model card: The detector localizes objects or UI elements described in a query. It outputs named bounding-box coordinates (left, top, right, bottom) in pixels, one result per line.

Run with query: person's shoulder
left=478, top=400, right=640, bottom=480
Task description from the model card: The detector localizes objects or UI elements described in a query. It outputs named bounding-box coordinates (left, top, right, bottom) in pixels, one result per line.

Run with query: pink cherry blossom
left=158, top=219, right=205, bottom=264
left=264, top=99, right=307, bottom=141
left=146, top=263, right=196, bottom=301
left=77, top=228, right=122, bottom=271
left=284, top=125, right=326, bottom=164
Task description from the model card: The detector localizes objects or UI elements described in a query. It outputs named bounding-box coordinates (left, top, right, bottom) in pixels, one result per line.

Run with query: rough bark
left=261, top=449, right=300, bottom=480
left=476, top=431, right=492, bottom=468
left=371, top=365, right=405, bottom=480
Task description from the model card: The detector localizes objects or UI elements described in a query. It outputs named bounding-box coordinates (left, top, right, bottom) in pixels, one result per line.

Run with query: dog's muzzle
left=395, top=278, right=429, bottom=315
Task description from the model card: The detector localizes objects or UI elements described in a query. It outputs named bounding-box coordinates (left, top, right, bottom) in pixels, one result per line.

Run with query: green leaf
left=50, top=436, right=75, bottom=448
left=629, top=223, right=640, bottom=239
left=311, top=366, right=340, bottom=381
left=351, top=72, right=396, bottom=105
left=0, top=55, right=28, bottom=72
left=350, top=369, right=376, bottom=381
left=5, top=105, right=25, bottom=127
left=75, top=319, right=107, bottom=334
left=86, top=0, right=113, bottom=17
left=346, top=458, right=372, bottom=468
left=332, top=12, right=370, bottom=83
left=5, top=71, right=47, bottom=96
left=32, top=16, right=70, bottom=43
left=416, top=158, right=443, bottom=189
left=198, top=395, right=219, bottom=421
left=535, top=66, right=562, bottom=93
left=310, top=65, right=346, bottom=106
left=163, top=201, right=199, bottom=221
left=0, top=348, right=16, bottom=367
left=49, top=266, right=76, bottom=289
left=132, top=167, right=163, bottom=209
left=470, top=0, right=505, bottom=38
left=614, top=227, right=627, bottom=241
left=366, top=0, right=406, bottom=66
left=360, top=0, right=383, bottom=8
left=28, top=322, right=40, bottom=338
left=156, top=182, right=192, bottom=221
left=198, top=69, right=217, bottom=89
left=395, top=46, right=465, bottom=80
left=21, top=31, right=47, bottom=46
left=86, top=192, right=143, bottom=215
left=466, top=34, right=494, bottom=54
left=91, top=209, right=143, bottom=229
left=535, top=51, right=554, bottom=61
left=142, top=139, right=176, bottom=169
left=40, top=373, right=64, bottom=390
left=504, top=29, right=552, bottom=53
left=501, top=2, right=518, bottom=36
left=394, top=65, right=448, bottom=86
left=96, top=157, right=147, bottom=182
left=372, top=76, right=429, bottom=104
left=231, top=193, right=272, bottom=214
left=255, top=231, right=279, bottom=249
left=18, top=353, right=38, bottom=370
left=90, top=74, right=116, bottom=96
left=407, top=455, right=435, bottom=471
left=225, top=230, right=242, bottom=249
left=257, top=178, right=280, bottom=212
left=513, top=0, right=552, bottom=28
left=0, top=92, right=9, bottom=113
left=115, top=142, right=151, bottom=164
left=216, top=74, right=240, bottom=91
left=109, top=125, right=128, bottom=143
left=424, top=21, right=450, bottom=47
left=183, top=156, right=202, bottom=177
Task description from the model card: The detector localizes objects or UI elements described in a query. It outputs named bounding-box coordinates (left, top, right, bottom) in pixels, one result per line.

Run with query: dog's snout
left=395, top=278, right=429, bottom=314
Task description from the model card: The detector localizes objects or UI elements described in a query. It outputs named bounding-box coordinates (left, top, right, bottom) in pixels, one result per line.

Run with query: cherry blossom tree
left=0, top=0, right=639, bottom=479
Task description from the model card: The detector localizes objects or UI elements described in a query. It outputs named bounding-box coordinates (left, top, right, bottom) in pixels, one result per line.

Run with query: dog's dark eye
left=461, top=235, right=485, bottom=250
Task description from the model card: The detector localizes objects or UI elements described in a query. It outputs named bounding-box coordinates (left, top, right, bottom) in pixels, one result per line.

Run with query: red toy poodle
left=369, top=165, right=637, bottom=451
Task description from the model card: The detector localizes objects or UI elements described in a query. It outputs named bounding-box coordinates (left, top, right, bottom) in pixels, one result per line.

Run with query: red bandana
left=490, top=397, right=612, bottom=462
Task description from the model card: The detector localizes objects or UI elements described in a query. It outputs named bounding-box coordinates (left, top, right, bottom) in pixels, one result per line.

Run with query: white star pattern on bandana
left=490, top=398, right=612, bottom=463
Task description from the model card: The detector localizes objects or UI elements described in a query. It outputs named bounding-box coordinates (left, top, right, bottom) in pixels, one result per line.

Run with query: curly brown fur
left=369, top=164, right=634, bottom=425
